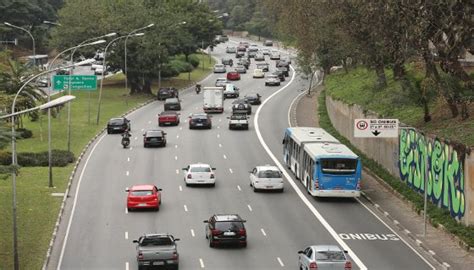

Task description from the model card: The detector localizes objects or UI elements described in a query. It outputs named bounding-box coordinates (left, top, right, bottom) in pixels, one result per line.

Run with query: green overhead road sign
left=53, top=75, right=97, bottom=91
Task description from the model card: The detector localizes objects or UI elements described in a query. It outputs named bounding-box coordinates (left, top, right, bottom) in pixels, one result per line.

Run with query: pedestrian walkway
left=293, top=85, right=474, bottom=270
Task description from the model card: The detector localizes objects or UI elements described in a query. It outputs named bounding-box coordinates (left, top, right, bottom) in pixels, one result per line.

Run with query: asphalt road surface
left=50, top=38, right=439, bottom=270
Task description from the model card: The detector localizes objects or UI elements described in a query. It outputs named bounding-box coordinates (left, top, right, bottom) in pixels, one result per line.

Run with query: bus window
left=320, top=159, right=357, bottom=175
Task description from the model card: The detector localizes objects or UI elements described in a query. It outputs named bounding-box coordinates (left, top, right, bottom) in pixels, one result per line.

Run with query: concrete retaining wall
left=325, top=94, right=473, bottom=225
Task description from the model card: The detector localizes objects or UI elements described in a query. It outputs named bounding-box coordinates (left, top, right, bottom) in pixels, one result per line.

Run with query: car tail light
left=309, top=262, right=318, bottom=269
left=345, top=261, right=352, bottom=269
left=239, top=229, right=246, bottom=237
left=172, top=252, right=178, bottom=260
left=138, top=252, right=144, bottom=260
left=187, top=174, right=192, bottom=179
left=210, top=174, right=215, bottom=179
left=211, top=229, right=221, bottom=236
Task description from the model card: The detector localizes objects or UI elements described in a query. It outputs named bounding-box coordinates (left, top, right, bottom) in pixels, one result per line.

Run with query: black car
left=143, top=130, right=167, bottom=147
left=272, top=70, right=286, bottom=82
left=235, top=51, right=245, bottom=58
left=107, top=117, right=130, bottom=134
left=204, top=214, right=247, bottom=248
left=164, top=98, right=181, bottom=111
left=276, top=59, right=290, bottom=68
left=189, top=113, right=212, bottom=129
left=157, top=87, right=178, bottom=100
left=238, top=58, right=250, bottom=69
left=232, top=99, right=252, bottom=115
left=244, top=93, right=262, bottom=105
left=277, top=66, right=289, bottom=77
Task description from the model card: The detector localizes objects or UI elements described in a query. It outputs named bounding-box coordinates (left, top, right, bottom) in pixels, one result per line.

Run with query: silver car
left=265, top=74, right=281, bottom=86
left=214, top=64, right=226, bottom=73
left=297, top=245, right=352, bottom=270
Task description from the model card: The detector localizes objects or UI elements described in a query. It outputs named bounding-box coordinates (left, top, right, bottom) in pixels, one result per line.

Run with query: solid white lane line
left=126, top=171, right=129, bottom=176
left=125, top=262, right=129, bottom=270
left=57, top=134, right=107, bottom=269
left=191, top=229, right=195, bottom=237
left=247, top=205, right=253, bottom=211
left=237, top=185, right=241, bottom=191
left=184, top=205, right=188, bottom=212
left=199, top=258, right=205, bottom=268
left=223, top=154, right=227, bottom=159
left=125, top=231, right=128, bottom=239
left=255, top=66, right=367, bottom=269
left=229, top=168, right=233, bottom=174
left=261, top=228, right=267, bottom=236
left=218, top=143, right=222, bottom=148
left=179, top=185, right=183, bottom=191
left=176, top=169, right=179, bottom=174
left=277, top=257, right=284, bottom=267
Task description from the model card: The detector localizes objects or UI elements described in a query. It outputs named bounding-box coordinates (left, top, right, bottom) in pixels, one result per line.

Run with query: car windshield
left=190, top=167, right=211, bottom=172
left=131, top=190, right=153, bottom=196
left=141, top=237, right=173, bottom=246
left=257, top=170, right=281, bottom=178
left=315, top=250, right=346, bottom=261
left=109, top=119, right=124, bottom=125
left=215, top=221, right=244, bottom=231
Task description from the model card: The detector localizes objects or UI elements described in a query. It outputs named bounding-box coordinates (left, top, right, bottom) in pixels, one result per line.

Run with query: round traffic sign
left=356, top=120, right=368, bottom=130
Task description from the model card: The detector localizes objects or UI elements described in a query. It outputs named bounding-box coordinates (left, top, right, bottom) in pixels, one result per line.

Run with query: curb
left=41, top=61, right=215, bottom=269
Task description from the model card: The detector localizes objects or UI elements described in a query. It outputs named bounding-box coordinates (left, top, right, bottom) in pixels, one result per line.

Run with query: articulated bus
left=283, top=127, right=362, bottom=197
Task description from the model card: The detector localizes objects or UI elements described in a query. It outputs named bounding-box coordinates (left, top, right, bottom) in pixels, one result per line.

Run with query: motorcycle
left=121, top=137, right=130, bottom=148
left=195, top=84, right=201, bottom=94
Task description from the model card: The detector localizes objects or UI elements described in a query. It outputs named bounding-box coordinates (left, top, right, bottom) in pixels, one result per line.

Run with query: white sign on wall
left=354, top=119, right=399, bottom=138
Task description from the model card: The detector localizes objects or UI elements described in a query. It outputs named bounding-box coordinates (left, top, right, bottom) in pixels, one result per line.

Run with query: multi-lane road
left=48, top=38, right=440, bottom=270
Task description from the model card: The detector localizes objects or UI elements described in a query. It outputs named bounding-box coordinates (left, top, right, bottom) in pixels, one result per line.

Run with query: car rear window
left=131, top=190, right=153, bottom=196
left=215, top=222, right=244, bottom=231
left=190, top=167, right=211, bottom=172
left=146, top=131, right=163, bottom=137
left=109, top=119, right=124, bottom=124
left=315, top=251, right=346, bottom=261
left=257, top=170, right=281, bottom=178
left=141, top=237, right=173, bottom=246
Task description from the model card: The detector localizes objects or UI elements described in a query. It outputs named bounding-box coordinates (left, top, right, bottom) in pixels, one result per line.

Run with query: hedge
left=0, top=149, right=75, bottom=167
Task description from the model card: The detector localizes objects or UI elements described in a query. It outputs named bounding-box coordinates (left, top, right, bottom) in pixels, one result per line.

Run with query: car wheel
left=253, top=186, right=258, bottom=192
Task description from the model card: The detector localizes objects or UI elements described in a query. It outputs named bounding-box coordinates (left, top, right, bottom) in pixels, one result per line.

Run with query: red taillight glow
left=239, top=229, right=246, bottom=237
left=309, top=262, right=318, bottom=269
left=138, top=252, right=144, bottom=260
left=345, top=261, right=352, bottom=269
left=211, top=229, right=221, bottom=236
left=172, top=252, right=178, bottom=260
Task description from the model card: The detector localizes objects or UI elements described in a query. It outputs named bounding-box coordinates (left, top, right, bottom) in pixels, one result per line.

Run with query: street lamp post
left=97, top=33, right=145, bottom=125
left=66, top=32, right=117, bottom=152
left=4, top=22, right=36, bottom=66
left=124, top=24, right=154, bottom=94
left=47, top=41, right=105, bottom=188
left=6, top=63, right=81, bottom=270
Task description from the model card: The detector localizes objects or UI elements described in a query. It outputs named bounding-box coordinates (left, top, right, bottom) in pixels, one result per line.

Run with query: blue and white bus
left=283, top=127, right=362, bottom=197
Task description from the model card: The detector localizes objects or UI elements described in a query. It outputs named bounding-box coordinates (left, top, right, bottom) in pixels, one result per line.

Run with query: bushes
left=16, top=128, right=33, bottom=139
left=0, top=150, right=75, bottom=167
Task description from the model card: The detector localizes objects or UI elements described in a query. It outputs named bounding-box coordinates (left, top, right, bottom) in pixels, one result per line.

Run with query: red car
left=158, top=111, right=180, bottom=126
left=126, top=184, right=162, bottom=211
left=227, top=71, right=241, bottom=81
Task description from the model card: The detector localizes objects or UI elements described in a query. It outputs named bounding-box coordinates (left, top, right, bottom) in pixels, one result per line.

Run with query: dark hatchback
left=189, top=113, right=212, bottom=129
left=204, top=214, right=247, bottom=248
left=143, top=130, right=167, bottom=147
left=107, top=117, right=130, bottom=134
left=157, top=87, right=178, bottom=100
left=277, top=66, right=289, bottom=77
left=244, top=93, right=262, bottom=105
left=232, top=99, right=252, bottom=115
left=272, top=70, right=286, bottom=81
left=164, top=98, right=181, bottom=111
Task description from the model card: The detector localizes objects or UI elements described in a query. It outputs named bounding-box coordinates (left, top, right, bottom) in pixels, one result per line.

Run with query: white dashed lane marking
left=179, top=185, right=183, bottom=192
left=217, top=134, right=220, bottom=138
left=176, top=135, right=179, bottom=139
left=141, top=128, right=144, bottom=132
left=126, top=171, right=129, bottom=176
left=247, top=205, right=253, bottom=211
left=175, top=144, right=178, bottom=149
left=125, top=231, right=128, bottom=239
left=218, top=143, right=222, bottom=148
left=134, top=137, right=137, bottom=140
left=229, top=168, right=233, bottom=174
left=199, top=258, right=205, bottom=268
left=184, top=205, right=188, bottom=212
left=237, top=185, right=241, bottom=191
left=191, top=229, right=195, bottom=237
left=129, top=147, right=133, bottom=150
left=277, top=257, right=284, bottom=267
left=176, top=169, right=179, bottom=174
left=223, top=154, right=227, bottom=159
left=175, top=156, right=178, bottom=160
left=179, top=127, right=182, bottom=130
left=127, top=157, right=130, bottom=162
left=125, top=208, right=128, bottom=214
left=217, top=126, right=220, bottom=129
left=148, top=121, right=151, bottom=124
left=261, top=228, right=267, bottom=237
left=125, top=262, right=129, bottom=270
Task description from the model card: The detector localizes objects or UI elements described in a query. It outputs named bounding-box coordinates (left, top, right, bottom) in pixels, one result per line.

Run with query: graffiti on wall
left=399, top=129, right=465, bottom=219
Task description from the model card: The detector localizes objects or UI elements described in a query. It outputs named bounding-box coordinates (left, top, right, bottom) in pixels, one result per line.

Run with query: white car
left=249, top=165, right=284, bottom=192
left=182, top=163, right=216, bottom=186
left=261, top=48, right=270, bottom=55
left=252, top=68, right=265, bottom=78
left=228, top=114, right=249, bottom=130
left=265, top=74, right=281, bottom=86
left=213, top=64, right=226, bottom=73
left=223, top=84, right=240, bottom=98
left=226, top=46, right=236, bottom=53
left=270, top=50, right=280, bottom=60
left=215, top=78, right=228, bottom=87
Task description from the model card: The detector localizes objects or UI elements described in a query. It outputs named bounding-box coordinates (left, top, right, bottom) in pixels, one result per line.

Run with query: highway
left=51, top=39, right=439, bottom=270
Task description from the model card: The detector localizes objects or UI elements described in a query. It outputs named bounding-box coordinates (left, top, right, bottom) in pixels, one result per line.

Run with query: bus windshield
left=320, top=159, right=357, bottom=175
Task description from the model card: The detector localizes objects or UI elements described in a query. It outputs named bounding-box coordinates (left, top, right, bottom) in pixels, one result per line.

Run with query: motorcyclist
left=195, top=83, right=201, bottom=94
left=121, top=128, right=131, bottom=148
left=229, top=59, right=233, bottom=67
